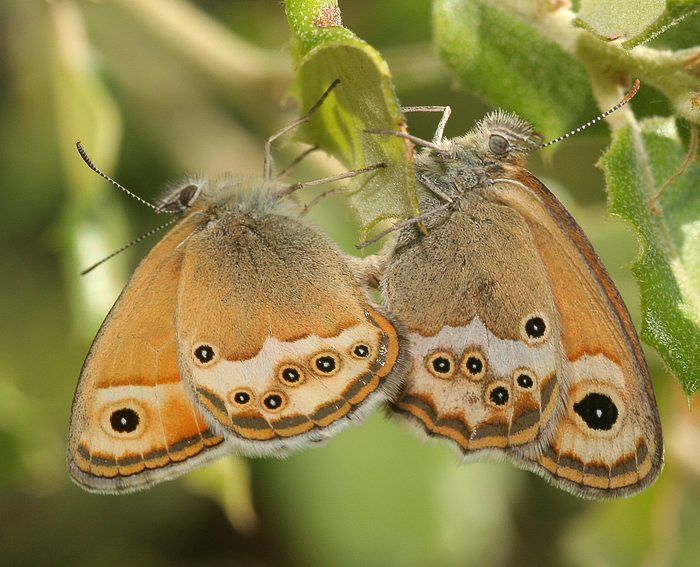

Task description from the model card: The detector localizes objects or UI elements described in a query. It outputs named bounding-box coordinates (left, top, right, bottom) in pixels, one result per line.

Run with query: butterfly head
left=461, top=110, right=542, bottom=166
left=156, top=175, right=293, bottom=218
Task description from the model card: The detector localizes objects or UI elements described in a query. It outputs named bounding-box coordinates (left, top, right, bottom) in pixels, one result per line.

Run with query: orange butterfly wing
left=174, top=211, right=404, bottom=453
left=495, top=170, right=663, bottom=497
left=68, top=219, right=227, bottom=493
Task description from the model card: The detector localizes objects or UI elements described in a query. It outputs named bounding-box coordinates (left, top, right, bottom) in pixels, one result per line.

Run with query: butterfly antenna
left=80, top=217, right=178, bottom=275
left=76, top=142, right=159, bottom=211
left=539, top=79, right=640, bottom=149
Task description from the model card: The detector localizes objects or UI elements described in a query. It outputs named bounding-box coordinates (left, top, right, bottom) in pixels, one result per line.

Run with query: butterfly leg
left=356, top=202, right=453, bottom=249
left=415, top=171, right=454, bottom=204
left=276, top=145, right=319, bottom=180
left=401, top=105, right=452, bottom=143
left=276, top=162, right=386, bottom=200
left=263, top=79, right=341, bottom=180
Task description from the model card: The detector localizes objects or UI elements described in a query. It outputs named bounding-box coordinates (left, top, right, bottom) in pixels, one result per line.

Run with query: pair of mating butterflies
left=68, top=83, right=663, bottom=499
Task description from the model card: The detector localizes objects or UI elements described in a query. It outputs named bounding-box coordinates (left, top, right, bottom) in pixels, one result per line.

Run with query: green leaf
left=285, top=0, right=416, bottom=235
left=577, top=0, right=666, bottom=42
left=600, top=117, right=700, bottom=395
left=433, top=0, right=595, bottom=142
left=576, top=0, right=700, bottom=48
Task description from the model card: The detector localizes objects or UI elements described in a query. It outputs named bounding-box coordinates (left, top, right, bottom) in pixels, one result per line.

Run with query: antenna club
left=76, top=141, right=158, bottom=211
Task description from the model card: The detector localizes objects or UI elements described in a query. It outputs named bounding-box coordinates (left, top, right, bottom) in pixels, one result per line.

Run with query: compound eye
left=178, top=184, right=200, bottom=207
left=489, top=134, right=509, bottom=155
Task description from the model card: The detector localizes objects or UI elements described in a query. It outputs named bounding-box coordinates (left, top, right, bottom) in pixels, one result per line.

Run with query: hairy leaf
left=433, top=0, right=595, bottom=141
left=577, top=0, right=700, bottom=48
left=600, top=117, right=700, bottom=395
left=285, top=0, right=416, bottom=235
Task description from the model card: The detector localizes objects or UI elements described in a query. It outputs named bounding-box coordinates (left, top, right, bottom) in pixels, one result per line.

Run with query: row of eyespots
left=230, top=389, right=287, bottom=412
left=191, top=342, right=372, bottom=372
left=487, top=368, right=538, bottom=407
left=425, top=349, right=489, bottom=381
left=221, top=342, right=373, bottom=414
left=425, top=349, right=537, bottom=389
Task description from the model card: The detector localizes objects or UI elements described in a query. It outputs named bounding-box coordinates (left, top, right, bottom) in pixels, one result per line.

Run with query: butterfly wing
left=493, top=170, right=663, bottom=497
left=384, top=174, right=662, bottom=497
left=176, top=212, right=404, bottom=454
left=384, top=192, right=563, bottom=454
left=68, top=219, right=228, bottom=493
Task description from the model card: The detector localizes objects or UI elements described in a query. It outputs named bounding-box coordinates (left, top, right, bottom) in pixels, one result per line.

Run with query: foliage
left=287, top=0, right=700, bottom=393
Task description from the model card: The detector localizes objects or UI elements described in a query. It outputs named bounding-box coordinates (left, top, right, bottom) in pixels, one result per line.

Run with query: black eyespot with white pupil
left=517, top=373, right=534, bottom=389
left=352, top=344, right=370, bottom=358
left=574, top=393, right=618, bottom=431
left=233, top=391, right=251, bottom=405
left=489, top=134, right=510, bottom=155
left=432, top=357, right=451, bottom=373
left=315, top=356, right=337, bottom=373
left=110, top=408, right=139, bottom=433
left=281, top=367, right=301, bottom=383
left=263, top=393, right=284, bottom=411
left=194, top=344, right=216, bottom=364
left=465, top=356, right=483, bottom=374
left=490, top=386, right=510, bottom=406
left=525, top=317, right=546, bottom=339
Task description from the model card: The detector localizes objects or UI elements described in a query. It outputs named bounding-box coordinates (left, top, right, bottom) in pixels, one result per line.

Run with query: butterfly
left=371, top=82, right=663, bottom=498
left=68, top=82, right=406, bottom=493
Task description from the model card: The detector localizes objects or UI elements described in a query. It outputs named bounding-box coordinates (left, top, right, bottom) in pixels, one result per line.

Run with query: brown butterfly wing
left=384, top=192, right=563, bottom=455
left=384, top=173, right=662, bottom=497
left=493, top=170, right=663, bottom=497
left=68, top=219, right=227, bottom=493
left=176, top=212, right=404, bottom=453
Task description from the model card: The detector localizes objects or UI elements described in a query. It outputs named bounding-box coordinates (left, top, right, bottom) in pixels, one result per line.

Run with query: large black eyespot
left=489, top=386, right=510, bottom=406
left=524, top=316, right=547, bottom=340
left=574, top=393, right=618, bottom=431
left=263, top=393, right=286, bottom=412
left=194, top=344, right=216, bottom=365
left=351, top=343, right=371, bottom=359
left=517, top=372, right=534, bottom=389
left=279, top=365, right=304, bottom=385
left=232, top=390, right=251, bottom=405
left=489, top=134, right=510, bottom=155
left=110, top=408, right=140, bottom=433
left=313, top=354, right=339, bottom=375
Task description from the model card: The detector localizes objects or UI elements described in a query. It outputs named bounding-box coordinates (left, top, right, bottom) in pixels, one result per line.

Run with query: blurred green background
left=1, top=1, right=699, bottom=566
